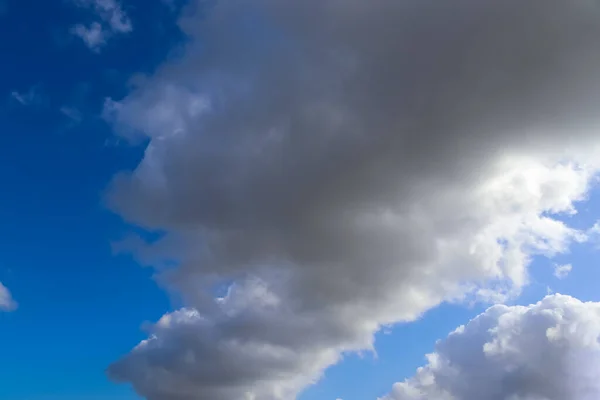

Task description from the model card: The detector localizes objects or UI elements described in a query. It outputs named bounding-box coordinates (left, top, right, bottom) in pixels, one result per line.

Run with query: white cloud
left=381, top=294, right=600, bottom=400
left=104, top=1, right=600, bottom=399
left=0, top=282, right=16, bottom=312
left=70, top=0, right=131, bottom=51
left=586, top=221, right=600, bottom=247
left=553, top=263, right=573, bottom=280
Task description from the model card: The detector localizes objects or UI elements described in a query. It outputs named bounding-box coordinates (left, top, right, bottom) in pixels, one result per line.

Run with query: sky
left=3, top=1, right=600, bottom=400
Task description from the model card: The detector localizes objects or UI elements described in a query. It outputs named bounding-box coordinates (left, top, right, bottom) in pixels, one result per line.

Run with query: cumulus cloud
left=70, top=0, right=131, bottom=51
left=0, top=282, right=16, bottom=312
left=105, top=1, right=600, bottom=399
left=381, top=294, right=600, bottom=400
left=553, top=264, right=573, bottom=280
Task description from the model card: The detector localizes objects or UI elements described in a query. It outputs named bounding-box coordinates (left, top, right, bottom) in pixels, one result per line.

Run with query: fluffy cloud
left=105, top=1, right=600, bottom=399
left=0, top=282, right=16, bottom=312
left=381, top=294, right=600, bottom=400
left=70, top=0, right=131, bottom=51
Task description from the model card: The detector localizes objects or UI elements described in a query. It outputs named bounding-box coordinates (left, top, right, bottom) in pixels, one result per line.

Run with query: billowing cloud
left=381, top=294, right=600, bottom=400
left=105, top=1, right=600, bottom=399
left=0, top=282, right=16, bottom=312
left=70, top=0, right=131, bottom=51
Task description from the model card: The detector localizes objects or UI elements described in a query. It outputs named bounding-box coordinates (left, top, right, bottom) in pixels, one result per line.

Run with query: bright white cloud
left=381, top=294, right=600, bottom=400
left=554, top=263, right=573, bottom=280
left=0, top=282, right=16, bottom=312
left=104, top=1, right=600, bottom=399
left=70, top=0, right=131, bottom=51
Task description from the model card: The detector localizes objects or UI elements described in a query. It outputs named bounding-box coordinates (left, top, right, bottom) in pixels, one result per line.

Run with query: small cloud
left=70, top=0, right=132, bottom=51
left=10, top=86, right=41, bottom=107
left=553, top=263, right=572, bottom=279
left=587, top=220, right=600, bottom=243
left=70, top=22, right=107, bottom=51
left=0, top=282, right=17, bottom=312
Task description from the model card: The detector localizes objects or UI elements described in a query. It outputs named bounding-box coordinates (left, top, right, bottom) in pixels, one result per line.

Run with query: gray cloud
left=0, top=282, right=16, bottom=312
left=105, top=1, right=600, bottom=399
left=382, top=294, right=600, bottom=400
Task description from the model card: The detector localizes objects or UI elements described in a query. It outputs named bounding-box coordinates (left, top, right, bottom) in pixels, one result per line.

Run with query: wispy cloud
left=0, top=282, right=16, bottom=312
left=10, top=86, right=42, bottom=107
left=553, top=263, right=573, bottom=279
left=60, top=105, right=83, bottom=124
left=70, top=0, right=132, bottom=52
left=70, top=22, right=107, bottom=52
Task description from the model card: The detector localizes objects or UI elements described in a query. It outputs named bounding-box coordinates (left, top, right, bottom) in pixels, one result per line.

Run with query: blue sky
left=0, top=1, right=176, bottom=398
left=3, top=1, right=600, bottom=400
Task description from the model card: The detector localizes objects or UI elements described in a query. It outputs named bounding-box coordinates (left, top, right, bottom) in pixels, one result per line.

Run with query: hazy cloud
left=70, top=0, right=131, bottom=51
left=10, top=86, right=42, bottom=107
left=71, top=22, right=107, bottom=51
left=0, top=282, right=16, bottom=312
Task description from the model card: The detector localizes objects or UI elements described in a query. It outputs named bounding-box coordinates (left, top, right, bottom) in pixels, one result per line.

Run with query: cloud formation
left=105, top=1, right=600, bottom=399
left=70, top=0, right=131, bottom=51
left=0, top=282, right=16, bottom=312
left=381, top=294, right=600, bottom=400
left=554, top=264, right=573, bottom=280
